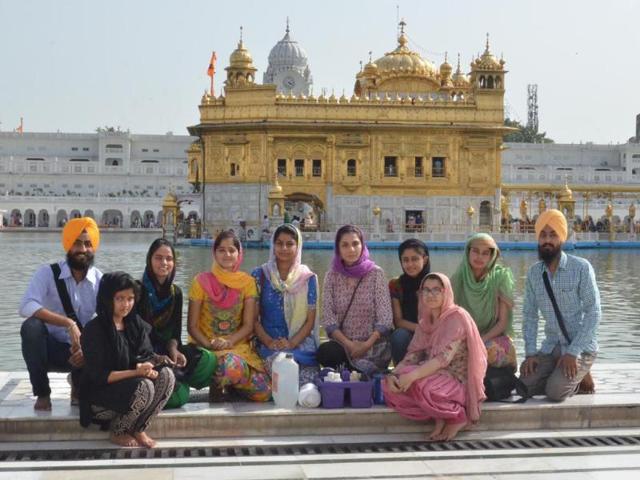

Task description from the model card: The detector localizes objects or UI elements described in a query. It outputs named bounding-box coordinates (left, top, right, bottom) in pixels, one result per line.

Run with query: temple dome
left=267, top=25, right=309, bottom=68
left=229, top=39, right=254, bottom=68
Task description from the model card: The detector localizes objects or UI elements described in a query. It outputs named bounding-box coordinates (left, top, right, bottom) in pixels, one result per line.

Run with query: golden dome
left=440, top=53, right=452, bottom=74
left=363, top=60, right=378, bottom=75
left=162, top=191, right=178, bottom=207
left=558, top=180, right=573, bottom=200
left=229, top=39, right=254, bottom=68
left=373, top=21, right=437, bottom=78
left=452, top=54, right=470, bottom=87
left=473, top=34, right=503, bottom=71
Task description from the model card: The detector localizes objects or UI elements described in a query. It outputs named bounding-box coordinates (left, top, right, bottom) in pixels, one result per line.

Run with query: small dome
left=267, top=25, right=309, bottom=68
left=440, top=53, right=452, bottom=74
left=452, top=54, right=470, bottom=86
left=363, top=60, right=378, bottom=75
left=373, top=21, right=437, bottom=77
left=229, top=39, right=254, bottom=68
left=474, top=35, right=503, bottom=70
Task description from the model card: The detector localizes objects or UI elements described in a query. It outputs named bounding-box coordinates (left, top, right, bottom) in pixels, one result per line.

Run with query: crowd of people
left=18, top=209, right=601, bottom=446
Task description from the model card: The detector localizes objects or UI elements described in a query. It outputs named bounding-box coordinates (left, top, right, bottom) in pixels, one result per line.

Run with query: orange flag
left=207, top=51, right=217, bottom=77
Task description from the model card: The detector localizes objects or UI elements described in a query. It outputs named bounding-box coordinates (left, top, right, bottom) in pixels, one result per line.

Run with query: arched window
left=495, top=76, right=502, bottom=89
left=347, top=159, right=357, bottom=176
left=487, top=76, right=494, bottom=89
left=479, top=76, right=486, bottom=88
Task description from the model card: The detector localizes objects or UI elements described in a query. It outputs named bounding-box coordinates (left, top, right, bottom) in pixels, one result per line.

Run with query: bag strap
left=50, top=263, right=83, bottom=331
left=339, top=277, right=364, bottom=328
left=542, top=270, right=571, bottom=343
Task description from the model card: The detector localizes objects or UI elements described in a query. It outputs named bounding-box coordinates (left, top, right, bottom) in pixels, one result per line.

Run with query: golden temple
left=187, top=22, right=510, bottom=232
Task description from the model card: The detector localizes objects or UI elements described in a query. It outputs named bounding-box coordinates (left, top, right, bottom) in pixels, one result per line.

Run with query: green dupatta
left=451, top=233, right=515, bottom=337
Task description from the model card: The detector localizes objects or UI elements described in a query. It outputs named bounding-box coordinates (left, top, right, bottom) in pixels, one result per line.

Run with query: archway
left=143, top=210, right=155, bottom=228
left=130, top=210, right=142, bottom=228
left=37, top=209, right=50, bottom=227
left=285, top=192, right=325, bottom=231
left=70, top=209, right=82, bottom=219
left=156, top=211, right=163, bottom=227
left=83, top=209, right=95, bottom=219
left=479, top=201, right=492, bottom=228
left=10, top=209, right=22, bottom=226
left=56, top=209, right=68, bottom=227
left=24, top=209, right=36, bottom=227
left=102, top=209, right=123, bottom=227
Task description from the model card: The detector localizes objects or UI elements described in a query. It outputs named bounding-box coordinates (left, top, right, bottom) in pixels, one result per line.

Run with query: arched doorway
left=69, top=209, right=82, bottom=219
left=143, top=210, right=155, bottom=228
left=130, top=210, right=142, bottom=228
left=479, top=201, right=492, bottom=229
left=37, top=209, right=50, bottom=227
left=56, top=209, right=68, bottom=227
left=24, top=209, right=36, bottom=227
left=10, top=209, right=22, bottom=226
left=83, top=209, right=95, bottom=219
left=156, top=211, right=163, bottom=227
left=285, top=192, right=324, bottom=231
left=102, top=209, right=123, bottom=227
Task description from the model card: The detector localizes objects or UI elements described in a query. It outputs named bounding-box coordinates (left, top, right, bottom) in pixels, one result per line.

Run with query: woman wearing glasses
left=383, top=273, right=487, bottom=441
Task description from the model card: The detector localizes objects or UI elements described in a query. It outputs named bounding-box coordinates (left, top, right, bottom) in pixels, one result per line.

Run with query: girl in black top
left=80, top=272, right=175, bottom=448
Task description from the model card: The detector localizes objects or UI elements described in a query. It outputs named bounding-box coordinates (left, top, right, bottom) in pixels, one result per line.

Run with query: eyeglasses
left=420, top=287, right=443, bottom=297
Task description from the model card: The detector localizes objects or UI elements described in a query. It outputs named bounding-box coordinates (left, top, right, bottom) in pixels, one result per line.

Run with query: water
left=1, top=231, right=639, bottom=370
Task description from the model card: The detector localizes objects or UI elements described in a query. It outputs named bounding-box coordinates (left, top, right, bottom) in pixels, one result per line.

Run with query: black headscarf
left=397, top=239, right=431, bottom=323
left=95, top=271, right=151, bottom=370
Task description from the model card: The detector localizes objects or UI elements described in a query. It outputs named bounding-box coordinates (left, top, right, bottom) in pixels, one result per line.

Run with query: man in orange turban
left=19, top=217, right=103, bottom=410
left=520, top=209, right=600, bottom=402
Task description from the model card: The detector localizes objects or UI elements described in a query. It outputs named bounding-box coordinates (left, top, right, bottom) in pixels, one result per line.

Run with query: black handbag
left=484, top=366, right=529, bottom=402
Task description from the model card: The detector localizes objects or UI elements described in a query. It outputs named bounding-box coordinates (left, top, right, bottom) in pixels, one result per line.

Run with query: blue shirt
left=19, top=260, right=102, bottom=344
left=522, top=252, right=600, bottom=357
left=251, top=266, right=318, bottom=366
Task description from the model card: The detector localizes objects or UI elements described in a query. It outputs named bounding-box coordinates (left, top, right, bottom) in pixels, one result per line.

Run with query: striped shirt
left=522, top=252, right=600, bottom=357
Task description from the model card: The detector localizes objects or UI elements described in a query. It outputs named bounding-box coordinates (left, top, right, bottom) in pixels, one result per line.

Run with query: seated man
left=520, top=209, right=600, bottom=402
left=19, top=218, right=103, bottom=410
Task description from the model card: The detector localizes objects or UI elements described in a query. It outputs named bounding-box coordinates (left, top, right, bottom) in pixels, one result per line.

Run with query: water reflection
left=0, top=232, right=638, bottom=370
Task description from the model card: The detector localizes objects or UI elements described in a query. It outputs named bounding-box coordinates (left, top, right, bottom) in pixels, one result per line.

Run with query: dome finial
left=485, top=32, right=490, bottom=53
left=286, top=16, right=290, bottom=34
left=399, top=18, right=406, bottom=35
left=444, top=51, right=448, bottom=63
left=456, top=53, right=461, bottom=72
left=368, top=50, right=372, bottom=63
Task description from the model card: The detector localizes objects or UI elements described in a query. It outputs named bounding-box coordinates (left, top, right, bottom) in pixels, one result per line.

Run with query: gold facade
left=188, top=24, right=510, bottom=228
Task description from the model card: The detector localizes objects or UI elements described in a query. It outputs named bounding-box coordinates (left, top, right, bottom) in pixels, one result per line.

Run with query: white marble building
left=0, top=130, right=198, bottom=228
left=502, top=137, right=640, bottom=221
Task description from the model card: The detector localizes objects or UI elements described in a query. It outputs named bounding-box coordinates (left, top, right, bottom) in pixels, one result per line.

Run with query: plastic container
left=298, top=383, right=322, bottom=408
left=272, top=352, right=299, bottom=408
left=317, top=371, right=373, bottom=409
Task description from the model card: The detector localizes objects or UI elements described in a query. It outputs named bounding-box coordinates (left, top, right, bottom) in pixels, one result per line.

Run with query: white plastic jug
left=272, top=352, right=299, bottom=408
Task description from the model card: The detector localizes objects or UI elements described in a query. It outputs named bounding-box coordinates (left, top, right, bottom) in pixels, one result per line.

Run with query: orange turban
left=535, top=209, right=568, bottom=243
left=62, top=217, right=100, bottom=252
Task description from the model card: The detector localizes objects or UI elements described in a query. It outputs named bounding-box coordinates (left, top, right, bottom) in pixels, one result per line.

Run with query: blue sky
left=0, top=0, right=638, bottom=143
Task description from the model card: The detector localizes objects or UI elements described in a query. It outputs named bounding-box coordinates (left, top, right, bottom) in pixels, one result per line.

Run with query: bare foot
left=110, top=434, right=139, bottom=447
left=428, top=418, right=446, bottom=441
left=577, top=372, right=595, bottom=394
left=437, top=421, right=467, bottom=441
left=34, top=396, right=52, bottom=411
left=133, top=431, right=157, bottom=448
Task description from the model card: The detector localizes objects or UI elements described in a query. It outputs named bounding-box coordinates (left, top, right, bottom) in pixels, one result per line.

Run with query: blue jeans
left=390, top=328, right=415, bottom=365
left=20, top=317, right=76, bottom=397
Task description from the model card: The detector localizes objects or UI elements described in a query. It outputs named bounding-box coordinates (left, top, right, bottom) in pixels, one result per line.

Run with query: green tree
left=504, top=118, right=554, bottom=143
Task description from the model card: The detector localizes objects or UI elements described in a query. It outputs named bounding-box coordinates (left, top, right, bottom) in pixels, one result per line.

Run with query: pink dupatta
left=406, top=272, right=487, bottom=422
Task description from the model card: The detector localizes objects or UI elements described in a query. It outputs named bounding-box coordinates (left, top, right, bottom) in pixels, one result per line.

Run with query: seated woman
left=451, top=233, right=517, bottom=371
left=137, top=239, right=217, bottom=408
left=317, top=225, right=392, bottom=376
left=389, top=239, right=431, bottom=365
left=80, top=272, right=175, bottom=448
left=252, top=224, right=319, bottom=384
left=383, top=273, right=487, bottom=442
left=187, top=230, right=270, bottom=402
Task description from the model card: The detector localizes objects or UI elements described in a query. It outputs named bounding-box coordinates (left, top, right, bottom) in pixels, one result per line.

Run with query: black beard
left=538, top=244, right=561, bottom=264
left=66, top=251, right=94, bottom=271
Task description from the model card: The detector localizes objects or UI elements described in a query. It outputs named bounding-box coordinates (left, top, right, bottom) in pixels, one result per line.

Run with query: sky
left=0, top=0, right=638, bottom=144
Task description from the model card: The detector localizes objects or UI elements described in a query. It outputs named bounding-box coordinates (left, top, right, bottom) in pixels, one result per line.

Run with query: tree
left=504, top=118, right=554, bottom=143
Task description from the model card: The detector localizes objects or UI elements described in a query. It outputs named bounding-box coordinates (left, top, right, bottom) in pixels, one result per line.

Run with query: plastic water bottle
left=272, top=352, right=299, bottom=408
